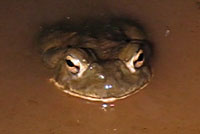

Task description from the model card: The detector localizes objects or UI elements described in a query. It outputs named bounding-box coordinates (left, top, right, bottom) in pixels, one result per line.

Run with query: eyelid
left=123, top=49, right=144, bottom=73
left=126, top=56, right=136, bottom=73
left=133, top=49, right=145, bottom=68
left=66, top=55, right=81, bottom=66
left=65, top=55, right=89, bottom=78
left=134, top=49, right=144, bottom=62
left=118, top=43, right=140, bottom=62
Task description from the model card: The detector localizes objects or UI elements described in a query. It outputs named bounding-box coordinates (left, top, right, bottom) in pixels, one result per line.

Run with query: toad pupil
left=65, top=59, right=80, bottom=73
left=66, top=59, right=74, bottom=67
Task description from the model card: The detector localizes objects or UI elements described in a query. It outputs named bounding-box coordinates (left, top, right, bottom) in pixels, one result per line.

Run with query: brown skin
left=40, top=20, right=152, bottom=102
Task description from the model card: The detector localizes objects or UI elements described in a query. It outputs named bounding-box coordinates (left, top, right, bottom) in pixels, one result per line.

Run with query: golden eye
left=125, top=49, right=145, bottom=73
left=133, top=49, right=145, bottom=68
left=65, top=56, right=80, bottom=74
left=65, top=55, right=89, bottom=77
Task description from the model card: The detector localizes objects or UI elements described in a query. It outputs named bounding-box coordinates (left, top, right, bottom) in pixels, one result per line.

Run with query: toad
left=39, top=19, right=152, bottom=102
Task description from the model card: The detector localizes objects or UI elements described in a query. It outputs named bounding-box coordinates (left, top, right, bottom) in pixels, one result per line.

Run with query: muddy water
left=0, top=0, right=200, bottom=134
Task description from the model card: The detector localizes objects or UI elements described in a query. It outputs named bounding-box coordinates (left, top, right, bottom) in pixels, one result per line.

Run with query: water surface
left=0, top=0, right=200, bottom=133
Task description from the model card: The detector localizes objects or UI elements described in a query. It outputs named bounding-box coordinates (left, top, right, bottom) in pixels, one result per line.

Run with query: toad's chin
left=49, top=78, right=149, bottom=103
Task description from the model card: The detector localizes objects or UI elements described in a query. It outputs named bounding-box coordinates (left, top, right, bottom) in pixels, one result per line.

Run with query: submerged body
left=40, top=20, right=152, bottom=102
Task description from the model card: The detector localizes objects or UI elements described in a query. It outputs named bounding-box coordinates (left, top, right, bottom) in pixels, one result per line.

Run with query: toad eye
left=126, top=49, right=145, bottom=73
left=65, top=56, right=80, bottom=74
left=133, top=49, right=145, bottom=68
left=65, top=55, right=89, bottom=77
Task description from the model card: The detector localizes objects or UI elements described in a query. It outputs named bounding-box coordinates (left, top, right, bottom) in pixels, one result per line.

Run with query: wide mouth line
left=50, top=78, right=150, bottom=102
left=63, top=89, right=119, bottom=102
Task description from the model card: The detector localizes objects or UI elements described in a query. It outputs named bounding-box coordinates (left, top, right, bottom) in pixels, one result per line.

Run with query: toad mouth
left=49, top=78, right=149, bottom=103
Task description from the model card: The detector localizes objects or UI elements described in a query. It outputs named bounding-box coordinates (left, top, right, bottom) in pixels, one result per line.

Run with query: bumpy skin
left=39, top=20, right=152, bottom=102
